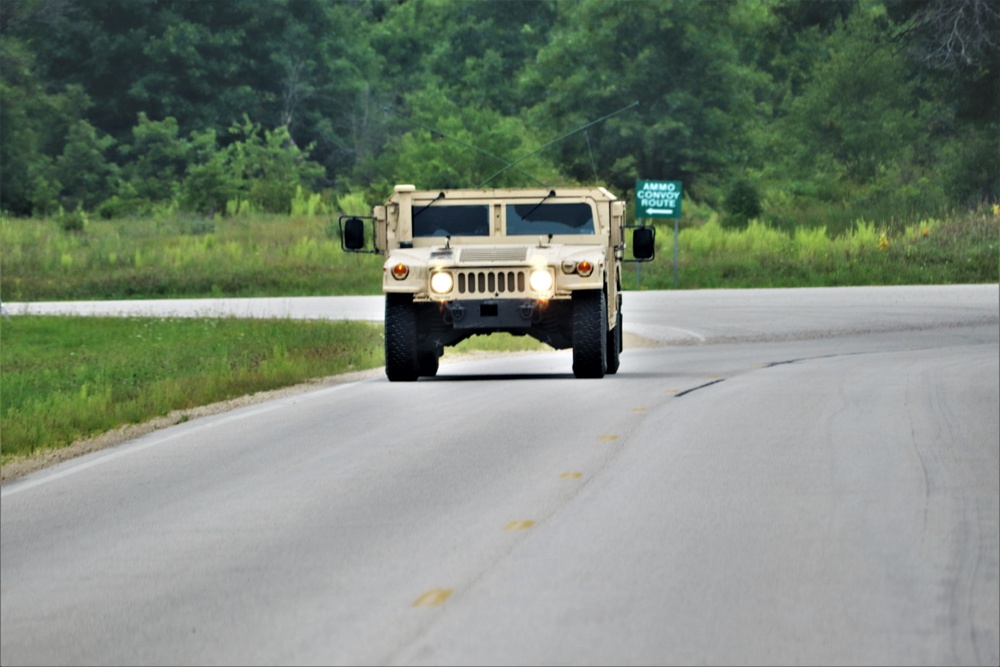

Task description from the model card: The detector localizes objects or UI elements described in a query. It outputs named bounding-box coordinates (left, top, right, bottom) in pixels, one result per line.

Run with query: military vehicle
left=341, top=184, right=655, bottom=380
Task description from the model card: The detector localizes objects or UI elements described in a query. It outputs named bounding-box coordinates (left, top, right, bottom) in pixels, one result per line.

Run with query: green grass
left=447, top=332, right=551, bottom=355
left=0, top=316, right=549, bottom=462
left=0, top=315, right=385, bottom=460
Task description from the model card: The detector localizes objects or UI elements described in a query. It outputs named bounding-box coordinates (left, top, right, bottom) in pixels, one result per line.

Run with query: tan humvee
left=342, top=184, right=654, bottom=380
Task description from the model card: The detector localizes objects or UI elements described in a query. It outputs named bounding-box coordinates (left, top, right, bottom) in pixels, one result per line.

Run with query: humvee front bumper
left=444, top=298, right=546, bottom=329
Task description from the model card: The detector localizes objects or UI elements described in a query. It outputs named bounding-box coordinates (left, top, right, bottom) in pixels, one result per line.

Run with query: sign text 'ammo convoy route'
left=635, top=180, right=682, bottom=219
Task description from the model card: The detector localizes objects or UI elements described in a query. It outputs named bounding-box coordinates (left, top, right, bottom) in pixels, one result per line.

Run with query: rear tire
left=417, top=349, right=439, bottom=377
left=572, top=289, right=607, bottom=379
left=385, top=293, right=419, bottom=382
left=606, top=307, right=621, bottom=375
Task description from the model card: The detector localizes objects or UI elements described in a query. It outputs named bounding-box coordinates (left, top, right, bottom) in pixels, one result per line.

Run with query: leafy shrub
left=55, top=205, right=87, bottom=233
left=54, top=120, right=119, bottom=211
left=180, top=129, right=237, bottom=215
left=723, top=178, right=762, bottom=228
left=227, top=118, right=325, bottom=214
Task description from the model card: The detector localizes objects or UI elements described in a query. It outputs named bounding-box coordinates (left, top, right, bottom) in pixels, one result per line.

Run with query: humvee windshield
left=412, top=205, right=490, bottom=237
left=506, top=203, right=594, bottom=236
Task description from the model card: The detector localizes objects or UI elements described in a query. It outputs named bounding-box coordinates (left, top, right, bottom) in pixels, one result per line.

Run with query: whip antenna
left=476, top=100, right=639, bottom=188
left=384, top=106, right=550, bottom=188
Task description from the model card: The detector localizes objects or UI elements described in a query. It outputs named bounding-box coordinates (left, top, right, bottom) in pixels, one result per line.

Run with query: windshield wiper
left=520, top=190, right=556, bottom=222
left=413, top=191, right=445, bottom=218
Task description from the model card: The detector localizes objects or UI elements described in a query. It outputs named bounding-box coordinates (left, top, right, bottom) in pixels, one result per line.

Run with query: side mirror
left=342, top=217, right=365, bottom=251
left=632, top=226, right=655, bottom=260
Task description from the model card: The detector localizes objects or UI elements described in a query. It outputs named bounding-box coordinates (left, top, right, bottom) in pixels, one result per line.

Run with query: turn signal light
left=390, top=263, right=409, bottom=280
left=576, top=260, right=594, bottom=277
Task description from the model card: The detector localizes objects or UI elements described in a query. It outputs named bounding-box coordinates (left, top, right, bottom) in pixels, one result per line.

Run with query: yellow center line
left=413, top=588, right=453, bottom=607
left=631, top=407, right=646, bottom=412
left=504, top=520, right=536, bottom=531
left=560, top=472, right=583, bottom=479
left=599, top=434, right=619, bottom=442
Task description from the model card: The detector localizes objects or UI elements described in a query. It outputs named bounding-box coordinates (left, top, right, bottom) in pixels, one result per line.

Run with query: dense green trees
left=1, top=0, right=996, bottom=222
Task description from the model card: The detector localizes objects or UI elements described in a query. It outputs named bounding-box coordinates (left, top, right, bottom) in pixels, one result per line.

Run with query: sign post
left=634, top=180, right=683, bottom=288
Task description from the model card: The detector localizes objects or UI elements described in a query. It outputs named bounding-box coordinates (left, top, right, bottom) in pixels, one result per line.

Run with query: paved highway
left=2, top=286, right=998, bottom=665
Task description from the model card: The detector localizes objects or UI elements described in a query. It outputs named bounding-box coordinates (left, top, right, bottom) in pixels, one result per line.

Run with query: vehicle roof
left=389, top=184, right=618, bottom=202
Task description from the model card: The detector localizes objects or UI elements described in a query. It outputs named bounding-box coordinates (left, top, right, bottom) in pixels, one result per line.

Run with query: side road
left=6, top=285, right=998, bottom=345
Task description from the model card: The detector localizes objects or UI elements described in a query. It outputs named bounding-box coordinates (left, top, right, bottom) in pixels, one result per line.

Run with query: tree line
left=1, top=0, right=997, bottom=225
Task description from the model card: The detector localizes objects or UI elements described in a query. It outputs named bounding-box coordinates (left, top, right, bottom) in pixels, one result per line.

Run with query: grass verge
left=0, top=316, right=384, bottom=462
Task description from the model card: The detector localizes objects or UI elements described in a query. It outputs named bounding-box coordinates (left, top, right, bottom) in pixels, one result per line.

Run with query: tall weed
left=794, top=226, right=830, bottom=261
left=626, top=208, right=998, bottom=290
left=1, top=214, right=384, bottom=300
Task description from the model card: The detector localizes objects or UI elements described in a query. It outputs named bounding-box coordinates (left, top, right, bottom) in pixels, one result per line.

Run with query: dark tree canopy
left=2, top=0, right=996, bottom=218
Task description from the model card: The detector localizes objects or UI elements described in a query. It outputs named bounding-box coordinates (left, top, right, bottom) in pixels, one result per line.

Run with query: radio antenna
left=476, top=100, right=639, bottom=188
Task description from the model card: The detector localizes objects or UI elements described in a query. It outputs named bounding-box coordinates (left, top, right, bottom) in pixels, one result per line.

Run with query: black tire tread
left=606, top=308, right=621, bottom=375
left=572, top=289, right=607, bottom=379
left=385, top=293, right=419, bottom=382
left=417, top=350, right=439, bottom=377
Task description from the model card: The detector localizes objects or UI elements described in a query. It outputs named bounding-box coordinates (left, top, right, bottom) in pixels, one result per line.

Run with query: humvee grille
left=456, top=270, right=527, bottom=295
left=460, top=247, right=528, bottom=263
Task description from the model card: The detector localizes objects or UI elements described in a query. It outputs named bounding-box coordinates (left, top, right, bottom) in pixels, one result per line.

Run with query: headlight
left=430, top=271, right=454, bottom=295
left=529, top=269, right=553, bottom=292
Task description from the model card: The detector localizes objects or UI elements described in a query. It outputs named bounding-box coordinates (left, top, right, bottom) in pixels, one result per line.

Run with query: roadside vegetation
left=0, top=210, right=384, bottom=301
left=2, top=205, right=996, bottom=302
left=3, top=0, right=997, bottom=299
left=625, top=204, right=999, bottom=290
left=0, top=316, right=383, bottom=460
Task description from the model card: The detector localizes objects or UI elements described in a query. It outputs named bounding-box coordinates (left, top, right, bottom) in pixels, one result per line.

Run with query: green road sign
left=635, top=180, right=682, bottom=218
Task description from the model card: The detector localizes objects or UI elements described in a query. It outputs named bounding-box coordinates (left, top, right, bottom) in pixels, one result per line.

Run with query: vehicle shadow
left=421, top=372, right=576, bottom=382
left=419, top=371, right=680, bottom=381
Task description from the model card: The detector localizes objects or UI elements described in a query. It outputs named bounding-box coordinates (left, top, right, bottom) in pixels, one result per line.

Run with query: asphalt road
left=2, top=286, right=998, bottom=665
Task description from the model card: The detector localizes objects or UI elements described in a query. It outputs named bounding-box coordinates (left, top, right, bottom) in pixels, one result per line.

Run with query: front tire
left=385, top=293, right=419, bottom=382
left=572, top=289, right=607, bottom=379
